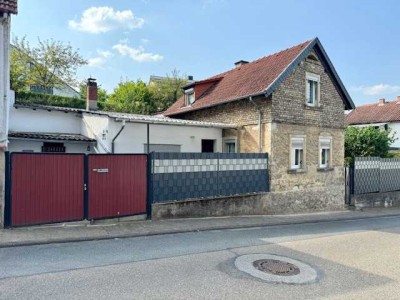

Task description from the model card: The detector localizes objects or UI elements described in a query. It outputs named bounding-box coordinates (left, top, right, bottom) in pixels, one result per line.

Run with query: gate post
left=0, top=150, right=9, bottom=228
left=146, top=152, right=153, bottom=219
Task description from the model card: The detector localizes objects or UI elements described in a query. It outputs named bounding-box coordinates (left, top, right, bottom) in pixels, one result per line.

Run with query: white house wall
left=81, top=114, right=110, bottom=153
left=9, top=107, right=82, bottom=134
left=8, top=139, right=94, bottom=153
left=110, top=120, right=223, bottom=154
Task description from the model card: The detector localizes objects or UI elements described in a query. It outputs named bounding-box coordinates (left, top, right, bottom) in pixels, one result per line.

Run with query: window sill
left=304, top=104, right=323, bottom=111
left=287, top=168, right=307, bottom=174
left=317, top=167, right=334, bottom=172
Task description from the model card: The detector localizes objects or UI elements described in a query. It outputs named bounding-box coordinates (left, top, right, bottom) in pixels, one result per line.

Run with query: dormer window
left=184, top=88, right=195, bottom=106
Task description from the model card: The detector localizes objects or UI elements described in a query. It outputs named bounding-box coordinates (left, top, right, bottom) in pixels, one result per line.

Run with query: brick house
left=164, top=38, right=355, bottom=211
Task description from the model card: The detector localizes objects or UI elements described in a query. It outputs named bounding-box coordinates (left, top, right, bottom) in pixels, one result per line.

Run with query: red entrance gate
left=9, top=153, right=85, bottom=226
left=88, top=154, right=147, bottom=219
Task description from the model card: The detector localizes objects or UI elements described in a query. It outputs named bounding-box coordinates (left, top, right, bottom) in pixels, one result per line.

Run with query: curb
left=0, top=212, right=399, bottom=249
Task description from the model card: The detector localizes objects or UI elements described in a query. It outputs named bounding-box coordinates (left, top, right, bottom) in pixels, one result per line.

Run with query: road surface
left=0, top=215, right=399, bottom=299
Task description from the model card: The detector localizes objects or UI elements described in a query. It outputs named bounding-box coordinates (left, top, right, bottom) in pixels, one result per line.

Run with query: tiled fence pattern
left=353, top=157, right=400, bottom=194
left=151, top=153, right=269, bottom=203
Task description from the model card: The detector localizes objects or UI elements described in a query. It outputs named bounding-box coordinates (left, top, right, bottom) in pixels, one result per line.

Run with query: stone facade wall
left=270, top=122, right=344, bottom=193
left=271, top=50, right=345, bottom=129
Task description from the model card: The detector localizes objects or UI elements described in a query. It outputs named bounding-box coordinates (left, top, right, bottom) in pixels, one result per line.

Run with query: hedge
left=15, top=90, right=105, bottom=110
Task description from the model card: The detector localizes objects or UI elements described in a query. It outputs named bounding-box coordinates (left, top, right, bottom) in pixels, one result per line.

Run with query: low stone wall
left=152, top=185, right=345, bottom=219
left=352, top=191, right=400, bottom=209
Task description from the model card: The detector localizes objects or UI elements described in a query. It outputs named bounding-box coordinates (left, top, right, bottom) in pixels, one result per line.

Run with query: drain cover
left=234, top=254, right=318, bottom=284
left=253, top=259, right=300, bottom=276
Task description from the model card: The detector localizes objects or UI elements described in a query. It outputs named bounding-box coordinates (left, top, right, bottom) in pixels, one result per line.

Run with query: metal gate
left=87, top=154, right=147, bottom=220
left=6, top=153, right=85, bottom=226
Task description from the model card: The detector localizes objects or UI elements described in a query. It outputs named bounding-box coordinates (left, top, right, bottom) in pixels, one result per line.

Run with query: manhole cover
left=253, top=259, right=300, bottom=276
left=234, top=254, right=318, bottom=284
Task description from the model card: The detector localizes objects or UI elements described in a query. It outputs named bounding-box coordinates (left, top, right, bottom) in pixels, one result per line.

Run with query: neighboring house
left=345, top=97, right=400, bottom=150
left=164, top=37, right=355, bottom=208
left=8, top=80, right=234, bottom=154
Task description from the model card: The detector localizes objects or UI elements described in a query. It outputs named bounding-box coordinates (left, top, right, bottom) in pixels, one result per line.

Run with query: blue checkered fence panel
left=151, top=152, right=269, bottom=203
left=353, top=157, right=380, bottom=194
left=380, top=158, right=400, bottom=192
left=353, top=157, right=400, bottom=194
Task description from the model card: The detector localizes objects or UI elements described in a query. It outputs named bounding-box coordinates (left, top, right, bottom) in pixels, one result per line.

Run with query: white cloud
left=69, top=6, right=144, bottom=34
left=112, top=43, right=163, bottom=62
left=88, top=50, right=113, bottom=68
left=351, top=84, right=400, bottom=96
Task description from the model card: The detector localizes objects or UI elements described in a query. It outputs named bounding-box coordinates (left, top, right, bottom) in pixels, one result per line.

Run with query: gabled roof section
left=345, top=99, right=400, bottom=125
left=164, top=38, right=354, bottom=116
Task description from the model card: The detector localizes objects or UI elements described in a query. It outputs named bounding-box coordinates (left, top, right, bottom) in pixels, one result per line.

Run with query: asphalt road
left=0, top=215, right=399, bottom=299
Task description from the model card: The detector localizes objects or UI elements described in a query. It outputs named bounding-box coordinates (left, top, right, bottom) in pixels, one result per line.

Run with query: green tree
left=345, top=126, right=397, bottom=165
left=106, top=80, right=153, bottom=114
left=148, top=69, right=188, bottom=112
left=11, top=36, right=87, bottom=91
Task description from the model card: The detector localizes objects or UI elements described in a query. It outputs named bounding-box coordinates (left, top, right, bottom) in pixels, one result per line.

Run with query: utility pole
left=0, top=0, right=17, bottom=227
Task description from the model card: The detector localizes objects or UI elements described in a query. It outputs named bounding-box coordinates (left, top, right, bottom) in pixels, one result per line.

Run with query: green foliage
left=106, top=80, right=153, bottom=114
left=11, top=36, right=87, bottom=91
left=15, top=90, right=86, bottom=109
left=148, top=69, right=188, bottom=112
left=345, top=126, right=397, bottom=165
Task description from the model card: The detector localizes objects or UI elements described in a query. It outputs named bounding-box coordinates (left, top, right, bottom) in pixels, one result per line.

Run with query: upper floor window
left=306, top=72, right=320, bottom=106
left=184, top=88, right=195, bottom=106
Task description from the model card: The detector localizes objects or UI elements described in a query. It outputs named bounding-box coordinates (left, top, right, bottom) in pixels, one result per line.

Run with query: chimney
left=397, top=96, right=400, bottom=104
left=86, top=78, right=98, bottom=110
left=234, top=60, right=249, bottom=68
left=378, top=98, right=385, bottom=106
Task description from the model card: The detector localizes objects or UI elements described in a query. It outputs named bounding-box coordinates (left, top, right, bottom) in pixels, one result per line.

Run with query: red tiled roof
left=345, top=100, right=400, bottom=125
left=0, top=0, right=17, bottom=14
left=164, top=39, right=313, bottom=116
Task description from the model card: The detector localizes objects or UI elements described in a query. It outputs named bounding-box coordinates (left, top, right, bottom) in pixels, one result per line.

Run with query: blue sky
left=11, top=0, right=400, bottom=106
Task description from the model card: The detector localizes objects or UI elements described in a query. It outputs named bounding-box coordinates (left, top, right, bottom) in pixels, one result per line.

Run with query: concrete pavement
left=1, top=207, right=400, bottom=248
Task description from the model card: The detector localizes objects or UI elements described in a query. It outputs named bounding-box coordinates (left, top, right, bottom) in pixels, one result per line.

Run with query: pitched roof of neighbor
left=164, top=38, right=354, bottom=116
left=13, top=103, right=236, bottom=129
left=346, top=98, right=400, bottom=125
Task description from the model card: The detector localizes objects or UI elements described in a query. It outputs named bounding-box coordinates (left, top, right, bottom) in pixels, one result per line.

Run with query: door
left=88, top=154, right=147, bottom=219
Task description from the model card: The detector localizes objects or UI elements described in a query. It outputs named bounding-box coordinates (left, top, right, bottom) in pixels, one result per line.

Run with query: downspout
left=111, top=120, right=126, bottom=154
left=249, top=96, right=262, bottom=153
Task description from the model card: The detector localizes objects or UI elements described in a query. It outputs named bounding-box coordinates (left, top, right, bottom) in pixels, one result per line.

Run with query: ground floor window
left=41, top=142, right=65, bottom=153
left=290, top=137, right=305, bottom=170
left=223, top=138, right=237, bottom=153
left=201, top=139, right=215, bottom=153
left=319, top=137, right=332, bottom=168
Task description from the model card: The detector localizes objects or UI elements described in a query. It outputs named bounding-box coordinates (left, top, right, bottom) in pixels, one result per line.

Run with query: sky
left=10, top=0, right=400, bottom=106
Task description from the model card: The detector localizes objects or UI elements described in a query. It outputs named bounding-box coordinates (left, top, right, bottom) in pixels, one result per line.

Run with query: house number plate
left=93, top=168, right=109, bottom=173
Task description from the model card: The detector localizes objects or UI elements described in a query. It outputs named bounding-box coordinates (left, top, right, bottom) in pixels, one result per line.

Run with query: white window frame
left=223, top=138, right=237, bottom=153
left=306, top=72, right=320, bottom=107
left=290, top=136, right=305, bottom=170
left=184, top=88, right=195, bottom=106
left=319, top=137, right=332, bottom=168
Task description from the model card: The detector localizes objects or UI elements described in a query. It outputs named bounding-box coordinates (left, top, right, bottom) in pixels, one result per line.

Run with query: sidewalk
left=1, top=207, right=400, bottom=248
